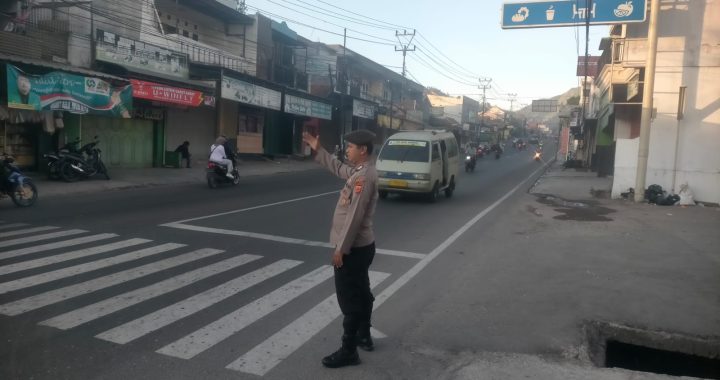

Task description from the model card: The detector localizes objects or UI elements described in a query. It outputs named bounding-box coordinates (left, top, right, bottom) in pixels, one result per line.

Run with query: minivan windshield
left=379, top=140, right=429, bottom=162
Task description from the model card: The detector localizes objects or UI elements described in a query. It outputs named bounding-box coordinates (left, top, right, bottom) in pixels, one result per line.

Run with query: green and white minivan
left=376, top=130, right=460, bottom=202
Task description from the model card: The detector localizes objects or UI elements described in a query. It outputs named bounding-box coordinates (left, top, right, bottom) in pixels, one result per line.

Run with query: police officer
left=302, top=130, right=378, bottom=368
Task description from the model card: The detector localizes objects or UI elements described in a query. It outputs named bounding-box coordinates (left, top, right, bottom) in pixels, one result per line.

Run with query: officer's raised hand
left=302, top=132, right=319, bottom=151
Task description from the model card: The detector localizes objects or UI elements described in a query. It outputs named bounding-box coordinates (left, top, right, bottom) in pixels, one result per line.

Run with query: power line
left=311, top=0, right=412, bottom=30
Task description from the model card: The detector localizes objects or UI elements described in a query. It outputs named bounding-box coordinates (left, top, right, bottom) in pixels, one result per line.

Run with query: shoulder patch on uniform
left=354, top=177, right=365, bottom=193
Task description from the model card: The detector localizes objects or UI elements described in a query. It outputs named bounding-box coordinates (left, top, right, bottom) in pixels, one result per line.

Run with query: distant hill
left=513, top=87, right=580, bottom=131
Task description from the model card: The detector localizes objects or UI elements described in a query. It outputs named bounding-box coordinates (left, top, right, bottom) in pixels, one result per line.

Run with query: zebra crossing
left=0, top=221, right=391, bottom=376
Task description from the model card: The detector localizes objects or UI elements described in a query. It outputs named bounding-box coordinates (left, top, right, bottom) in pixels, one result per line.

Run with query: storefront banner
left=6, top=65, right=132, bottom=118
left=95, top=29, right=189, bottom=79
left=284, top=95, right=332, bottom=120
left=352, top=99, right=376, bottom=119
left=221, top=76, right=281, bottom=111
left=130, top=79, right=204, bottom=107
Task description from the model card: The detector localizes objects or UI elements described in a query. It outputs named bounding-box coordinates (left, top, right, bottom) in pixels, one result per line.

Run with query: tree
left=566, top=95, right=580, bottom=106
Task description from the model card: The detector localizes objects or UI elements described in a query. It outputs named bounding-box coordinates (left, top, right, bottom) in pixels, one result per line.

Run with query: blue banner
left=502, top=0, right=646, bottom=29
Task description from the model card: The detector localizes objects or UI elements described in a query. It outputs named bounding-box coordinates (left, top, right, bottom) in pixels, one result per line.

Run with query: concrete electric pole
left=478, top=77, right=492, bottom=139
left=395, top=29, right=416, bottom=78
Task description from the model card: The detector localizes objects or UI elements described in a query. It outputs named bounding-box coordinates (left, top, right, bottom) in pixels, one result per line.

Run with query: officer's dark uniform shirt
left=314, top=147, right=378, bottom=254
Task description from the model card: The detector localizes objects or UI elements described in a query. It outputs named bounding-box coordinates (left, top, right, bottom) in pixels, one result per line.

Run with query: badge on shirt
left=354, top=178, right=364, bottom=194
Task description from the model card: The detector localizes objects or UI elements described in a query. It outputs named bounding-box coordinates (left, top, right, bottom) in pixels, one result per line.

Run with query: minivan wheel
left=444, top=178, right=455, bottom=198
left=428, top=183, right=440, bottom=203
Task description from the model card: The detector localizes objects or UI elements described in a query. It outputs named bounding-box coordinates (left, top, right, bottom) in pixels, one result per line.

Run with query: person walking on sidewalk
left=209, top=136, right=234, bottom=179
left=174, top=141, right=192, bottom=168
left=302, top=130, right=379, bottom=368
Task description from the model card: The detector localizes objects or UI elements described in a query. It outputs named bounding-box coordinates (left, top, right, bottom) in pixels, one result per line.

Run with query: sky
left=245, top=0, right=608, bottom=110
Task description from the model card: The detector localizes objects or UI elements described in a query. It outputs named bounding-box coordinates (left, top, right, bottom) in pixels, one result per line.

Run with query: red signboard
left=576, top=56, right=600, bottom=77
left=130, top=79, right=204, bottom=107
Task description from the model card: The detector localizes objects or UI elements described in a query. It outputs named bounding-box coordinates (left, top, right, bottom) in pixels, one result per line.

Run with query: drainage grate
left=606, top=340, right=720, bottom=379
left=585, top=321, right=720, bottom=379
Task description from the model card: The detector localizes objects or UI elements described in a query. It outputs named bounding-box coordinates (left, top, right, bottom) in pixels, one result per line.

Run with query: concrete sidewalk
left=530, top=160, right=613, bottom=200
left=30, top=156, right=319, bottom=198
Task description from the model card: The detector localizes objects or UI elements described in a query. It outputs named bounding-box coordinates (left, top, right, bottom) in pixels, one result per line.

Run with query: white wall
left=612, top=0, right=720, bottom=204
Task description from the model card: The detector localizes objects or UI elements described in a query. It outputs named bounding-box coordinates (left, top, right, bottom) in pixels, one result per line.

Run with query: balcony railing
left=0, top=14, right=69, bottom=61
left=171, top=35, right=255, bottom=74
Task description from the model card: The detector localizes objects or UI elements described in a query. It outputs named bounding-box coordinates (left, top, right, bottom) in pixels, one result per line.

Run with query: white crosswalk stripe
left=0, top=234, right=118, bottom=261
left=226, top=271, right=390, bottom=376
left=40, top=253, right=261, bottom=330
left=0, top=238, right=151, bottom=276
left=0, top=243, right=185, bottom=295
left=96, top=259, right=303, bottom=344
left=157, top=265, right=334, bottom=360
left=1, top=225, right=397, bottom=376
left=0, top=226, right=59, bottom=238
left=0, top=229, right=87, bottom=249
left=0, top=223, right=28, bottom=230
left=0, top=248, right=223, bottom=316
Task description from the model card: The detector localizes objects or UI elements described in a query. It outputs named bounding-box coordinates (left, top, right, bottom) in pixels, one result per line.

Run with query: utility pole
left=634, top=0, right=660, bottom=202
left=395, top=29, right=416, bottom=78
left=394, top=29, right=415, bottom=132
left=478, top=77, right=492, bottom=140
left=507, top=93, right=517, bottom=136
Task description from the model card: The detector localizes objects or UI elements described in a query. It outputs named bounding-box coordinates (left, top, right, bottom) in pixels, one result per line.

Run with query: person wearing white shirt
left=209, top=136, right=234, bottom=179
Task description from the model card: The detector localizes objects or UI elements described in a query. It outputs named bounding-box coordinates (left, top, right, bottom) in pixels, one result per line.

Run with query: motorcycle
left=43, top=138, right=82, bottom=180
left=58, top=136, right=110, bottom=182
left=534, top=151, right=543, bottom=162
left=207, top=159, right=239, bottom=188
left=464, top=154, right=476, bottom=172
left=1, top=154, right=38, bottom=207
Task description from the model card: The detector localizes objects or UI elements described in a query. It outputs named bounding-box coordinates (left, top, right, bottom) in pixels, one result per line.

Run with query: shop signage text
left=6, top=65, right=132, bottom=118
left=221, top=76, right=281, bottom=111
left=352, top=99, right=376, bottom=119
left=95, top=29, right=189, bottom=79
left=501, top=0, right=647, bottom=29
left=130, top=79, right=204, bottom=107
left=285, top=95, right=332, bottom=120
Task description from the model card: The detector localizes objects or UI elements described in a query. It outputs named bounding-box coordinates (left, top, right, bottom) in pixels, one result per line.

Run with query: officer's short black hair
left=344, top=130, right=375, bottom=155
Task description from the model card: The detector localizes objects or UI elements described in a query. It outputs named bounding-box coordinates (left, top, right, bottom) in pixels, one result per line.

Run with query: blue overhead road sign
left=501, top=0, right=647, bottom=29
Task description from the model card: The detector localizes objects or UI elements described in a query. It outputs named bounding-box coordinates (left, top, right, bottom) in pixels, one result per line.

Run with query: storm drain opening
left=585, top=321, right=720, bottom=379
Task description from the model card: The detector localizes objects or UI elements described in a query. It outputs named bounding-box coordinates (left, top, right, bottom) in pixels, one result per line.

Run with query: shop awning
left=0, top=53, right=127, bottom=82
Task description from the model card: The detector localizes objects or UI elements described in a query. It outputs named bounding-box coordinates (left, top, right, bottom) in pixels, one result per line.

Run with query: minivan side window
left=446, top=138, right=458, bottom=157
left=432, top=144, right=440, bottom=161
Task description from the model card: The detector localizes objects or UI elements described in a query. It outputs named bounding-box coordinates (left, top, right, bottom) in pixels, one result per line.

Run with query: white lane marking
left=40, top=253, right=260, bottom=330
left=0, top=229, right=87, bottom=249
left=0, top=234, right=118, bottom=261
left=0, top=243, right=185, bottom=295
left=0, top=223, right=28, bottom=230
left=227, top=271, right=390, bottom=376
left=162, top=191, right=339, bottom=225
left=0, top=223, right=27, bottom=230
left=0, top=248, right=224, bottom=316
left=0, top=226, right=59, bottom=238
left=0, top=238, right=151, bottom=276
left=372, top=162, right=551, bottom=312
left=96, top=259, right=303, bottom=344
left=163, top=223, right=425, bottom=260
left=157, top=265, right=334, bottom=360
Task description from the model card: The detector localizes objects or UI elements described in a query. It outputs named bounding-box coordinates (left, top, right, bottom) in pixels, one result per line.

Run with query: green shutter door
left=81, top=116, right=154, bottom=168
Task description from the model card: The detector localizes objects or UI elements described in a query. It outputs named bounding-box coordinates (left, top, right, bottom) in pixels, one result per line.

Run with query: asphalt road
left=0, top=144, right=552, bottom=380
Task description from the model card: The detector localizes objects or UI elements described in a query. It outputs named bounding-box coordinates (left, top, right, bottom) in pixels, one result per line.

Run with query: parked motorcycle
left=207, top=159, right=239, bottom=188
left=1, top=154, right=38, bottom=207
left=464, top=154, right=476, bottom=172
left=44, top=138, right=82, bottom=180
left=58, top=136, right=110, bottom=182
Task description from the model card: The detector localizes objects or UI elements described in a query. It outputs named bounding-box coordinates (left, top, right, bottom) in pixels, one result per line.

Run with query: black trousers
left=334, top=242, right=375, bottom=343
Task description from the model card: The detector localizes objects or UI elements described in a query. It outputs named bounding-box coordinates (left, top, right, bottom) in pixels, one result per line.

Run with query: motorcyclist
left=464, top=144, right=477, bottom=162
left=209, top=136, right=235, bottom=179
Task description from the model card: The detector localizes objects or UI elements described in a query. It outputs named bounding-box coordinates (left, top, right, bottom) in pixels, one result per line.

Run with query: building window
left=360, top=81, right=369, bottom=99
left=194, top=24, right=198, bottom=30
left=383, top=86, right=391, bottom=101
left=183, top=30, right=189, bottom=37
left=167, top=14, right=171, bottom=20
left=192, top=33, right=198, bottom=41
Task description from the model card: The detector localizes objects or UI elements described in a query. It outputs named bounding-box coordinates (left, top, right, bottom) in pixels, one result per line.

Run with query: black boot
left=322, top=335, right=359, bottom=368
left=357, top=324, right=374, bottom=351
